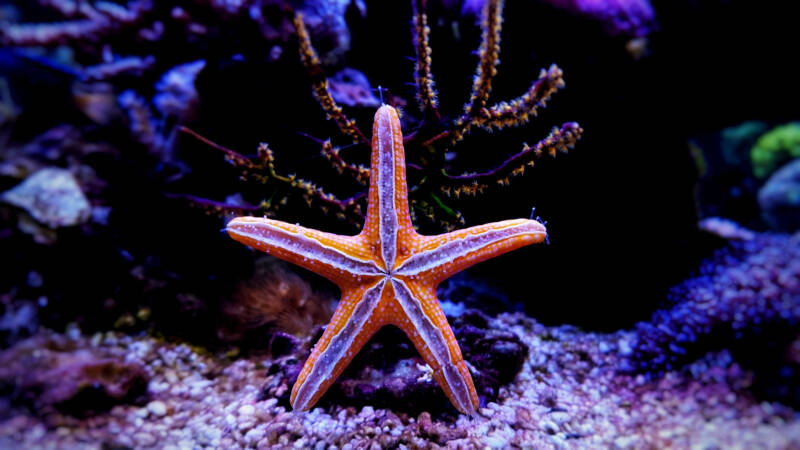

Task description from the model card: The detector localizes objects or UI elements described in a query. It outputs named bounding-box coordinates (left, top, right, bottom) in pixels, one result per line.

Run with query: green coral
left=751, top=122, right=800, bottom=179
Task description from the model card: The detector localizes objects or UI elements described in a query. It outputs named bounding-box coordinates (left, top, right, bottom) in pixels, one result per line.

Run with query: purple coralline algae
left=622, top=230, right=800, bottom=373
left=327, top=68, right=381, bottom=108
left=460, top=0, right=655, bottom=37
left=546, top=0, right=655, bottom=37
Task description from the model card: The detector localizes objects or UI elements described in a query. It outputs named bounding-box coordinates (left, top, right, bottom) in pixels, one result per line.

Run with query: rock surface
left=0, top=332, right=149, bottom=417
left=1, top=168, right=91, bottom=228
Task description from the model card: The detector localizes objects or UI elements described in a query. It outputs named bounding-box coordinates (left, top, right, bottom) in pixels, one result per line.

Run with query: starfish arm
left=389, top=279, right=479, bottom=414
left=361, top=105, right=416, bottom=270
left=291, top=279, right=388, bottom=411
left=227, top=216, right=381, bottom=283
left=396, top=218, right=547, bottom=283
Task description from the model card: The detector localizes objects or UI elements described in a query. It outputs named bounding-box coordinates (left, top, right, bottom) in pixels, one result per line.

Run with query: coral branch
left=292, top=13, right=368, bottom=145
left=410, top=197, right=465, bottom=232
left=424, top=64, right=566, bottom=148
left=179, top=127, right=365, bottom=225
left=423, top=0, right=506, bottom=144
left=167, top=194, right=266, bottom=217
left=483, top=64, right=565, bottom=130
left=441, top=122, right=582, bottom=196
left=118, top=90, right=160, bottom=151
left=0, top=0, right=153, bottom=46
left=463, top=0, right=504, bottom=119
left=320, top=140, right=370, bottom=185
left=1, top=20, right=107, bottom=46
left=412, top=0, right=439, bottom=118
left=85, top=56, right=156, bottom=81
left=38, top=0, right=95, bottom=18
left=178, top=126, right=261, bottom=173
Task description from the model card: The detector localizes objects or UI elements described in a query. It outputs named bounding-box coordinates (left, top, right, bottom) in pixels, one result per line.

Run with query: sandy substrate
left=1, top=310, right=798, bottom=449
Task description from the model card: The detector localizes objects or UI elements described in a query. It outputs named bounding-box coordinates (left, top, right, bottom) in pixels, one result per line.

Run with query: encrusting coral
left=182, top=0, right=582, bottom=231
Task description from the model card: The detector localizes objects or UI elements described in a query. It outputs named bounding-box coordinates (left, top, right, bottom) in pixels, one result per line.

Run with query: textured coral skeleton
left=181, top=0, right=582, bottom=230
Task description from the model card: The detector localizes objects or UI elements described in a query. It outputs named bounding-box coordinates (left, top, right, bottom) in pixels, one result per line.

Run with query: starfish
left=227, top=105, right=546, bottom=414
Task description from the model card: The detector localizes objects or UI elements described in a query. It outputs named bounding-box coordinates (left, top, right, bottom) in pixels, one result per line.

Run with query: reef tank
left=0, top=0, right=799, bottom=448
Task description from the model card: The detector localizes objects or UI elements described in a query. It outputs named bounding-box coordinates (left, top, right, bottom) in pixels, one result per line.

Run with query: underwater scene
left=0, top=0, right=798, bottom=448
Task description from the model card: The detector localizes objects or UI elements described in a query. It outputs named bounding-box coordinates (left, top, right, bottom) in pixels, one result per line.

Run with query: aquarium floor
left=1, top=310, right=798, bottom=449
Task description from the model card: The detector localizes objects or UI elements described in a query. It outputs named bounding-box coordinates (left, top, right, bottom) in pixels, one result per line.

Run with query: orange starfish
left=227, top=105, right=546, bottom=414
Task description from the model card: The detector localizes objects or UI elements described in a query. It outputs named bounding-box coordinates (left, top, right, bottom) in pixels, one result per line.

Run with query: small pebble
left=238, top=404, right=255, bottom=416
left=541, top=420, right=559, bottom=434
left=147, top=400, right=168, bottom=417
left=133, top=432, right=157, bottom=447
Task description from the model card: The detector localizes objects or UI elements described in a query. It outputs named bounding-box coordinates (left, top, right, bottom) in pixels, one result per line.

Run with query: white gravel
left=0, top=313, right=798, bottom=449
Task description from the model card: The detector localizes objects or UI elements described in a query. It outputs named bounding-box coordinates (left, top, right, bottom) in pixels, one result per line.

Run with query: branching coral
left=184, top=0, right=582, bottom=231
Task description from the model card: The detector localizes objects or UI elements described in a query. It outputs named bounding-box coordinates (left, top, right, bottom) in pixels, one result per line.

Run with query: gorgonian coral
left=183, top=0, right=582, bottom=231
